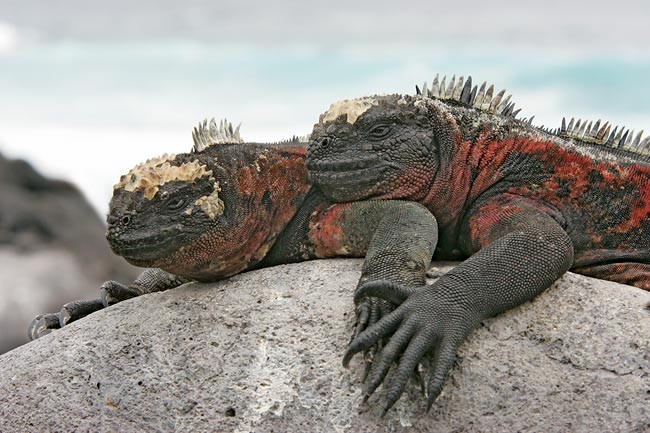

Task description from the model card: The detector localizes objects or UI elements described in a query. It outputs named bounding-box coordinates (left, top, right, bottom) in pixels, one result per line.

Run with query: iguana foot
left=352, top=282, right=421, bottom=382
left=28, top=299, right=105, bottom=340
left=28, top=280, right=143, bottom=341
left=344, top=279, right=476, bottom=415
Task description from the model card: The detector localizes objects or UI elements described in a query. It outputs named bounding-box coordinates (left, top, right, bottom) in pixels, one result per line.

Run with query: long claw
left=382, top=333, right=431, bottom=413
left=351, top=303, right=370, bottom=345
left=363, top=322, right=415, bottom=400
left=360, top=297, right=390, bottom=382
left=362, top=345, right=379, bottom=383
left=361, top=357, right=372, bottom=382
left=357, top=303, right=370, bottom=328
left=343, top=309, right=403, bottom=368
left=426, top=339, right=457, bottom=410
left=415, top=363, right=426, bottom=396
left=28, top=313, right=60, bottom=340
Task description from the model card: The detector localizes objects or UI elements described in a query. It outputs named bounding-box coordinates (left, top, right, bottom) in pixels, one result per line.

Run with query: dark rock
left=0, top=151, right=139, bottom=353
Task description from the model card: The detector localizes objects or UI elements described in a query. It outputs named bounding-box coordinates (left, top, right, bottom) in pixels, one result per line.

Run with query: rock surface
left=0, top=259, right=648, bottom=433
left=0, top=151, right=139, bottom=353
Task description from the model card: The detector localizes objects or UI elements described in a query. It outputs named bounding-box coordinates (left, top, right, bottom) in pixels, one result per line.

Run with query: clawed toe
left=28, top=299, right=105, bottom=340
left=59, top=299, right=105, bottom=326
left=28, top=313, right=60, bottom=340
left=101, top=281, right=140, bottom=307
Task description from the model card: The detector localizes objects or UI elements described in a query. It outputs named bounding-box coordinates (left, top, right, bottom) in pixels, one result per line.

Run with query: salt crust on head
left=194, top=182, right=224, bottom=218
left=114, top=154, right=214, bottom=200
left=321, top=97, right=378, bottom=124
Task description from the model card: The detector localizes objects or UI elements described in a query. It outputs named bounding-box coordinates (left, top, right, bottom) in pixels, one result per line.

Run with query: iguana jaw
left=116, top=229, right=267, bottom=280
left=111, top=239, right=257, bottom=280
left=108, top=228, right=184, bottom=266
left=308, top=153, right=392, bottom=180
left=309, top=163, right=391, bottom=184
left=308, top=159, right=397, bottom=201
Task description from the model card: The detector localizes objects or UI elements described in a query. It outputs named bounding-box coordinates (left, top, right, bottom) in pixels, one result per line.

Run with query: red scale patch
left=308, top=203, right=351, bottom=258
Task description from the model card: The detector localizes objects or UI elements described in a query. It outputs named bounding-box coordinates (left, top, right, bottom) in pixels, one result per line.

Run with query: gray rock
left=0, top=259, right=648, bottom=433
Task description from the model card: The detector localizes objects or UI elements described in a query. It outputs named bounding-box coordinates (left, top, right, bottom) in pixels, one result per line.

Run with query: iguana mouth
left=308, top=157, right=382, bottom=172
left=309, top=165, right=391, bottom=185
left=107, top=226, right=184, bottom=262
left=308, top=158, right=396, bottom=185
left=110, top=238, right=174, bottom=262
left=119, top=256, right=155, bottom=267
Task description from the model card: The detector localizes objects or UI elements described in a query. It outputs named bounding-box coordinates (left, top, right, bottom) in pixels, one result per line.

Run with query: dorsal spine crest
left=192, top=118, right=243, bottom=152
left=415, top=72, right=650, bottom=158
left=558, top=116, right=649, bottom=156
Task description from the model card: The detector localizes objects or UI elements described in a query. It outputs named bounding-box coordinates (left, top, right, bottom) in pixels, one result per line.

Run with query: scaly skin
left=28, top=120, right=439, bottom=406
left=307, top=77, right=650, bottom=413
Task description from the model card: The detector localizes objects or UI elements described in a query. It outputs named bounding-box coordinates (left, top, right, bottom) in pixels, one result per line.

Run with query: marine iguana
left=28, top=118, right=438, bottom=375
left=306, top=74, right=650, bottom=413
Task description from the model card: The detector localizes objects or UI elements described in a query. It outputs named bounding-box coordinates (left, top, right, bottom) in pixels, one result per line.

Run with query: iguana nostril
left=121, top=215, right=131, bottom=226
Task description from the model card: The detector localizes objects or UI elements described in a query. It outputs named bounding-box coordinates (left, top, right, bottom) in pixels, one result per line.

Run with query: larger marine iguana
left=306, top=74, right=650, bottom=413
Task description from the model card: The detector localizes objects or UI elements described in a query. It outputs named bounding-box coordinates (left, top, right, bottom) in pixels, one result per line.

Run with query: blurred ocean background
left=1, top=0, right=649, bottom=215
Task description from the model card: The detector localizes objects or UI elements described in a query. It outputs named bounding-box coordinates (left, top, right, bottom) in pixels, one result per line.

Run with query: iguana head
left=307, top=75, right=521, bottom=202
left=307, top=94, right=439, bottom=202
left=106, top=119, right=309, bottom=281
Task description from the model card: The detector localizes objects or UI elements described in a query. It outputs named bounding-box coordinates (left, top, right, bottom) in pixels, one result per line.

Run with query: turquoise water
left=2, top=42, right=649, bottom=125
left=0, top=41, right=649, bottom=213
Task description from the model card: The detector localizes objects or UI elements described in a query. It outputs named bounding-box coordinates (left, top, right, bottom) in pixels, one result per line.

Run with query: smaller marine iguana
left=307, top=74, right=650, bottom=413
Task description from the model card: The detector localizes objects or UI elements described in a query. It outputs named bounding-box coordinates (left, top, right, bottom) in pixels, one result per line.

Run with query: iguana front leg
left=295, top=199, right=438, bottom=382
left=28, top=269, right=191, bottom=340
left=345, top=196, right=574, bottom=414
left=353, top=202, right=438, bottom=353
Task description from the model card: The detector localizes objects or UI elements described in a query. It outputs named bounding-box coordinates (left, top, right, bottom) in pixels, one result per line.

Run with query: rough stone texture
left=0, top=151, right=139, bottom=353
left=0, top=259, right=648, bottom=433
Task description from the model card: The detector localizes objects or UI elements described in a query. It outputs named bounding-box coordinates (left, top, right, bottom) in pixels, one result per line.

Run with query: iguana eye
left=166, top=197, right=186, bottom=211
left=368, top=124, right=392, bottom=139
left=316, top=136, right=332, bottom=148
